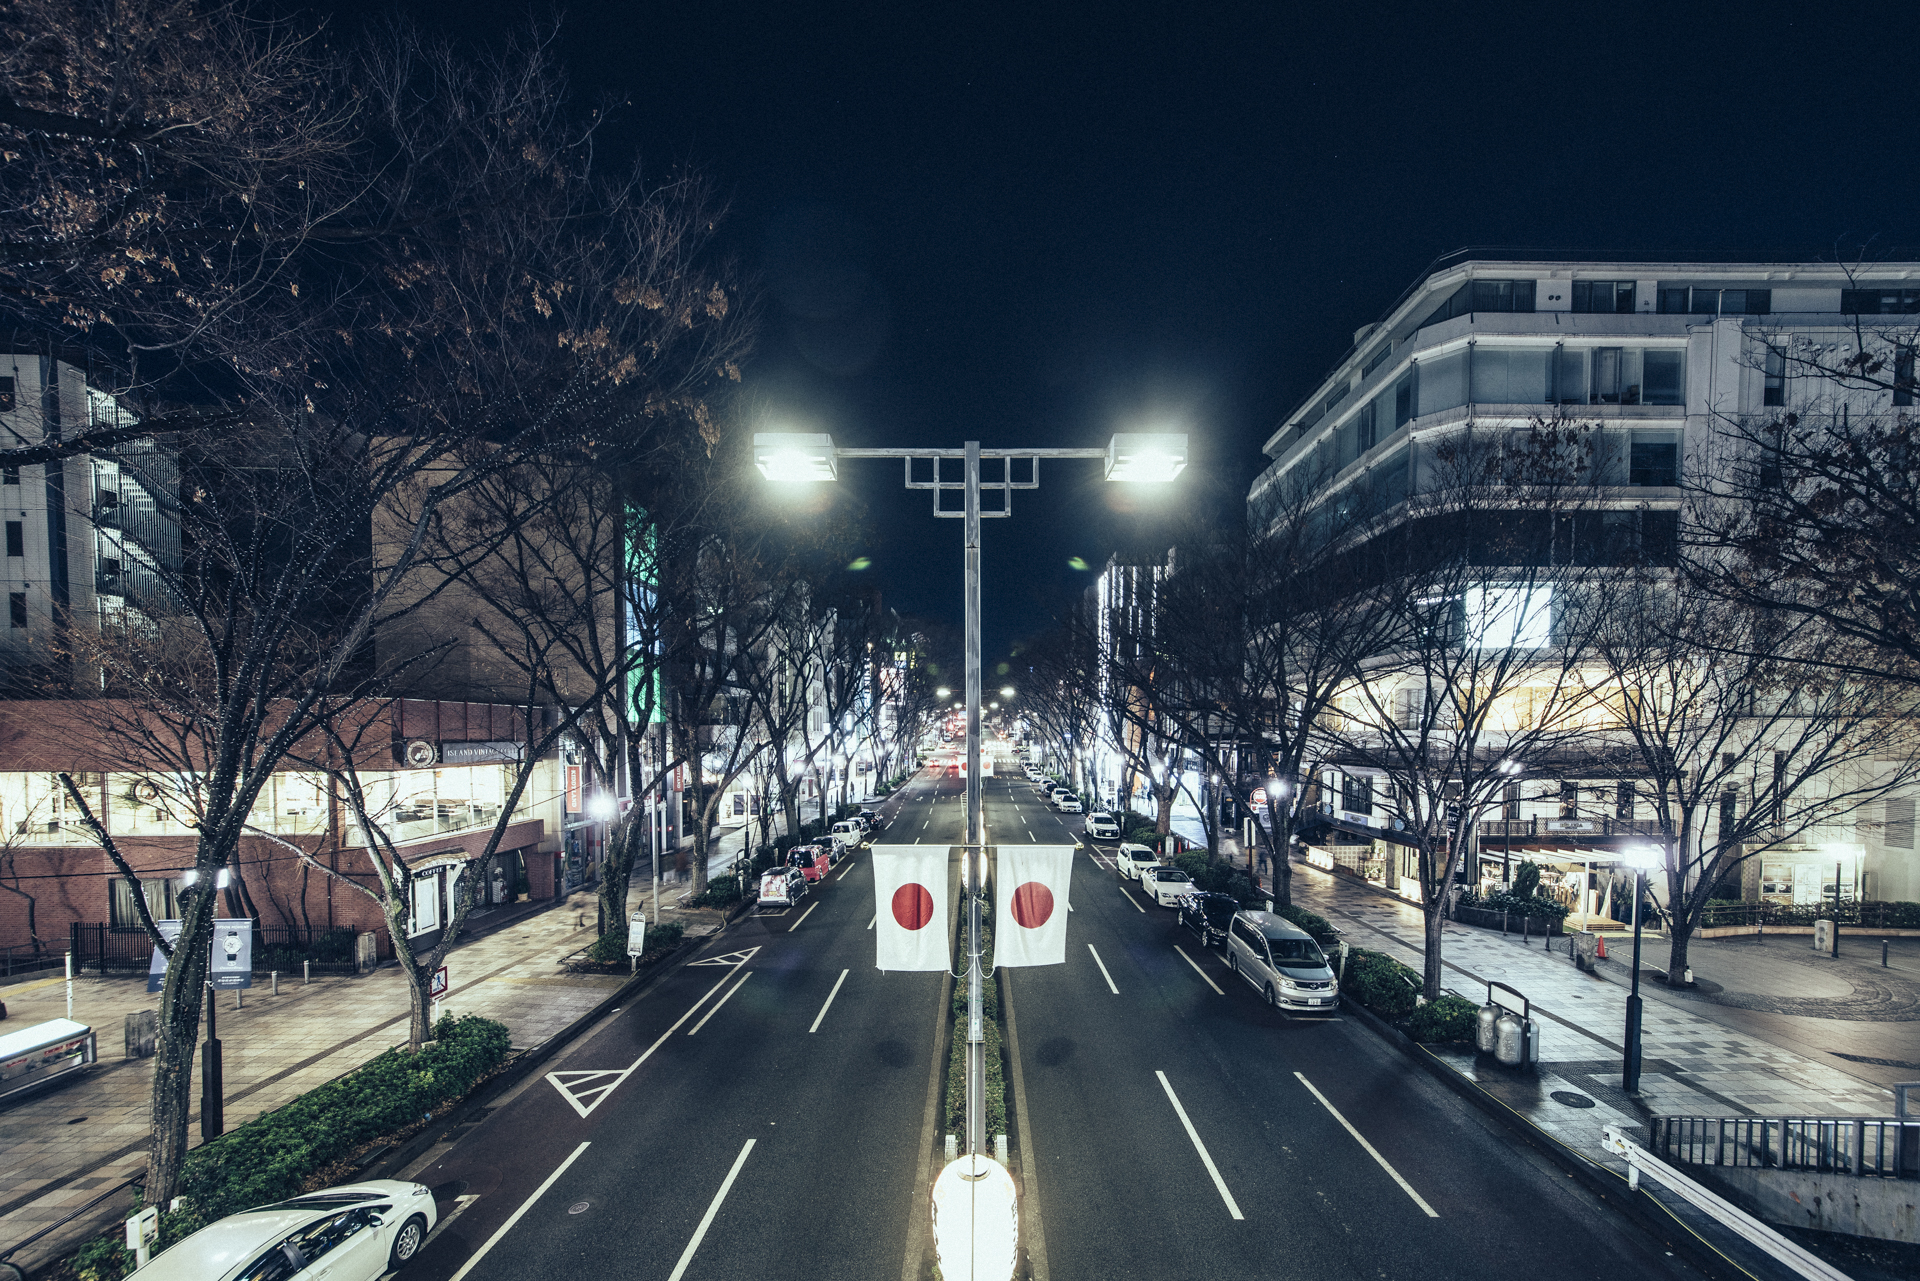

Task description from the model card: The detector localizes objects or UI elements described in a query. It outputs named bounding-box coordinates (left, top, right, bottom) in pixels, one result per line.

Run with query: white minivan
left=829, top=819, right=863, bottom=851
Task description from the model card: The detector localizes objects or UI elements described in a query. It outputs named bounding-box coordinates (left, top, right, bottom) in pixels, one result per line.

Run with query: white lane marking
left=1173, top=945, right=1225, bottom=994
left=1118, top=886, right=1145, bottom=913
left=1293, top=1071, right=1439, bottom=1217
left=835, top=858, right=857, bottom=879
left=787, top=901, right=820, bottom=932
left=809, top=969, right=851, bottom=1033
left=1086, top=944, right=1119, bottom=994
left=545, top=963, right=746, bottom=1117
left=867, top=913, right=877, bottom=930
left=687, top=972, right=754, bottom=1036
left=666, top=1138, right=757, bottom=1281
left=1155, top=1072, right=1243, bottom=1220
left=447, top=1141, right=592, bottom=1281
left=419, top=1193, right=480, bottom=1252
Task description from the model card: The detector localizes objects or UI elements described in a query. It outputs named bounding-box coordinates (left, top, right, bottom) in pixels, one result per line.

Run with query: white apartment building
left=1248, top=253, right=1920, bottom=907
left=2, top=353, right=174, bottom=683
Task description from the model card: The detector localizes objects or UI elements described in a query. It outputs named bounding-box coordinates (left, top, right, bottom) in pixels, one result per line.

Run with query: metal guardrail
left=1649, top=1114, right=1920, bottom=1179
left=0, top=946, right=66, bottom=980
left=1602, top=1127, right=1854, bottom=1281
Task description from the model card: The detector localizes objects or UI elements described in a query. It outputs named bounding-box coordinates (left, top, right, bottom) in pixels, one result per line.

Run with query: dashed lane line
left=809, top=969, right=851, bottom=1033
left=1156, top=1072, right=1244, bottom=1220
left=686, top=972, right=753, bottom=1037
left=1293, top=1071, right=1439, bottom=1217
left=1173, top=945, right=1225, bottom=994
left=1118, top=886, right=1145, bottom=913
left=787, top=901, right=820, bottom=931
left=666, top=1139, right=757, bottom=1281
left=447, top=1141, right=592, bottom=1281
left=1087, top=943, right=1120, bottom=994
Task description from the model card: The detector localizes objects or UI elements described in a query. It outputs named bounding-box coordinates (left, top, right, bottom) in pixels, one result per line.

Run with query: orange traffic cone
left=1596, top=935, right=1609, bottom=960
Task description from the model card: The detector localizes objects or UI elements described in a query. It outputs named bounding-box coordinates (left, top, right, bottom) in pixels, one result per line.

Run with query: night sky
left=326, top=0, right=1917, bottom=661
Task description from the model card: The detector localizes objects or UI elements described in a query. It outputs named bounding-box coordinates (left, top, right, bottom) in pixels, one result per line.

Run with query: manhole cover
left=1550, top=1091, right=1596, bottom=1109
left=568, top=1201, right=591, bottom=1215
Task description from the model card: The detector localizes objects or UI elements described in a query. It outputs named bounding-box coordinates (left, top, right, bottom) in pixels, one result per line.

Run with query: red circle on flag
left=891, top=883, right=935, bottom=930
left=1010, top=881, right=1054, bottom=929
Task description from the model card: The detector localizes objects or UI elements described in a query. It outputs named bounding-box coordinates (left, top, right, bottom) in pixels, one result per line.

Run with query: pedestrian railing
left=1649, top=1114, right=1920, bottom=1179
left=1697, top=900, right=1920, bottom=930
left=68, top=922, right=361, bottom=975
left=0, top=943, right=67, bottom=979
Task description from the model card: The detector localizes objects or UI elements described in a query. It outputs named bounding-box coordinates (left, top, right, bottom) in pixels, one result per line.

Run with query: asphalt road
left=401, top=752, right=1703, bottom=1281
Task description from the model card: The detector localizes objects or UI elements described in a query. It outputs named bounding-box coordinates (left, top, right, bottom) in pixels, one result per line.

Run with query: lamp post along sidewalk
left=755, top=430, right=1185, bottom=1162
left=1622, top=842, right=1664, bottom=1094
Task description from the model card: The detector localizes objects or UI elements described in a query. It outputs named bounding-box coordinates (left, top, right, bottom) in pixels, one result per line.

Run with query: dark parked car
left=1177, top=891, right=1240, bottom=949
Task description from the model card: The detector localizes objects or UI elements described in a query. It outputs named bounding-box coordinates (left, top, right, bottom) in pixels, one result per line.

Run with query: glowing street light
left=1620, top=843, right=1665, bottom=1094
left=751, top=432, right=838, bottom=482
left=999, top=685, right=1015, bottom=698
left=937, top=686, right=952, bottom=698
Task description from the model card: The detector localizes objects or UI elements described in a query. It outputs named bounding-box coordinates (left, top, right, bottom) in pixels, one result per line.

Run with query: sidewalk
left=0, top=889, right=630, bottom=1273
left=1285, top=859, right=1909, bottom=1175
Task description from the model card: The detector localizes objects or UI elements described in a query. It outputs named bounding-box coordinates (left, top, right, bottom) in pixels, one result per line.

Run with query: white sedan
left=141, top=1180, right=438, bottom=1280
left=1114, top=843, right=1158, bottom=880
left=1140, top=865, right=1195, bottom=906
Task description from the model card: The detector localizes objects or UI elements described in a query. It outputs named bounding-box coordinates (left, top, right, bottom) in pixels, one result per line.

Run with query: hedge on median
left=179, top=1013, right=513, bottom=1222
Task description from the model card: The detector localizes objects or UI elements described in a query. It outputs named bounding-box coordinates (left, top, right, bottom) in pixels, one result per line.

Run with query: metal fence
left=1698, top=901, right=1920, bottom=930
left=1, top=944, right=69, bottom=979
left=1650, top=1115, right=1920, bottom=1179
left=68, top=923, right=362, bottom=976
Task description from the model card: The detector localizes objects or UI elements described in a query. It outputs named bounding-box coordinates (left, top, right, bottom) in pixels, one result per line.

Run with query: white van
left=829, top=819, right=863, bottom=850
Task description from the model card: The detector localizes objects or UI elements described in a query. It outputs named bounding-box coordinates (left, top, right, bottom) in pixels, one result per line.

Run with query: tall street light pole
left=754, top=429, right=1186, bottom=1161
left=1622, top=842, right=1663, bottom=1094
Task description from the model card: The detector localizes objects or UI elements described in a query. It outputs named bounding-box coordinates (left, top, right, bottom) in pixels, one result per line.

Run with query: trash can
left=1476, top=1002, right=1501, bottom=1055
left=1812, top=920, right=1834, bottom=954
left=1493, top=1011, right=1529, bottom=1067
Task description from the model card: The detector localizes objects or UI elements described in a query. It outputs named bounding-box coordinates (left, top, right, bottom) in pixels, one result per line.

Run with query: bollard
left=1521, top=914, right=1530, bottom=945
left=303, top=960, right=311, bottom=985
left=1885, top=940, right=1892, bottom=968
left=1757, top=920, right=1764, bottom=945
left=271, top=970, right=279, bottom=996
left=235, top=989, right=243, bottom=1010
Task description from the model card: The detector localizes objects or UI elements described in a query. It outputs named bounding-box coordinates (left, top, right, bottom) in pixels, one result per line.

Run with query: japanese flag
left=993, top=845, right=1074, bottom=967
left=873, top=845, right=950, bottom=972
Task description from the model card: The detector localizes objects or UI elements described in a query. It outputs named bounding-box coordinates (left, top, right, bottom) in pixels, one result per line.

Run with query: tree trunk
left=1421, top=896, right=1446, bottom=1000
left=145, top=889, right=215, bottom=1205
left=596, top=813, right=641, bottom=951
left=1155, top=786, right=1174, bottom=837
left=689, top=799, right=714, bottom=897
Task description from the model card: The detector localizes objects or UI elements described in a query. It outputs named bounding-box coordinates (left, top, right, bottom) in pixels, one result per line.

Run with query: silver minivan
left=1224, top=911, right=1339, bottom=1014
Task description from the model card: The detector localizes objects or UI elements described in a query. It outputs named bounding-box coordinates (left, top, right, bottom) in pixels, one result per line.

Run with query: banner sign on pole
left=566, top=765, right=583, bottom=814
left=210, top=920, right=253, bottom=990
left=993, top=846, right=1073, bottom=967
left=146, top=919, right=184, bottom=994
left=872, top=845, right=950, bottom=972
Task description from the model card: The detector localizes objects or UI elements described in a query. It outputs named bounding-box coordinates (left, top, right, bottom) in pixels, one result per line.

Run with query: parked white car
left=829, top=819, right=863, bottom=850
left=141, top=1181, right=437, bottom=1281
left=1114, top=844, right=1158, bottom=880
left=1084, top=811, right=1119, bottom=840
left=1054, top=792, right=1083, bottom=813
left=1139, top=864, right=1194, bottom=906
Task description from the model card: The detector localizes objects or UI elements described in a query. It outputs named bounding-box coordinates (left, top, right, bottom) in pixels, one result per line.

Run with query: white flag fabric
left=872, top=845, right=951, bottom=972
left=993, top=845, right=1074, bottom=967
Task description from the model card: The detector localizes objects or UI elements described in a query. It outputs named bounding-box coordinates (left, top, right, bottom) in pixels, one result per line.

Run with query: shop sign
left=566, top=764, right=582, bottom=813
left=441, top=740, right=525, bottom=764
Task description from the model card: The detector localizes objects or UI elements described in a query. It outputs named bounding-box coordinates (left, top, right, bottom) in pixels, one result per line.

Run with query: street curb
left=1336, top=995, right=1746, bottom=1281
left=369, top=936, right=706, bottom=1181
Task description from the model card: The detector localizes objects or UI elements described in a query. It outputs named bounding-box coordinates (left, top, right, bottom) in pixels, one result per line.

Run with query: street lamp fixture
left=586, top=793, right=616, bottom=821
left=937, top=686, right=952, bottom=698
left=1104, top=432, right=1190, bottom=482
left=752, top=431, right=838, bottom=482
left=999, top=686, right=1015, bottom=698
left=1620, top=842, right=1664, bottom=1094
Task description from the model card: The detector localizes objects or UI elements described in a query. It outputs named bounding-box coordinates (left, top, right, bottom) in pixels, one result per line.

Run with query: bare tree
left=9, top=9, right=748, bottom=1202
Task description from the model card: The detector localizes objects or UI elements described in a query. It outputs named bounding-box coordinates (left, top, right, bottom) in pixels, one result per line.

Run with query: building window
left=4, top=521, right=20, bottom=557
left=1, top=466, right=16, bottom=485
left=1659, top=287, right=1770, bottom=316
left=1886, top=798, right=1915, bottom=849
left=1355, top=400, right=1377, bottom=454
left=1642, top=349, right=1685, bottom=405
left=1629, top=440, right=1679, bottom=486
left=0, top=377, right=12, bottom=412
left=1841, top=287, right=1920, bottom=315
left=1572, top=281, right=1635, bottom=313
left=111, top=877, right=178, bottom=931
left=1362, top=344, right=1391, bottom=377
left=1342, top=774, right=1373, bottom=815
left=1896, top=348, right=1915, bottom=407
left=1763, top=349, right=1787, bottom=407
left=1421, top=279, right=1536, bottom=329
left=8, top=592, right=23, bottom=628
left=1616, top=781, right=1636, bottom=821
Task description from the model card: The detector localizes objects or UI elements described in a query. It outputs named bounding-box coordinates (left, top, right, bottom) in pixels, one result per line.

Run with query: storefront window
left=351, top=765, right=510, bottom=846
left=246, top=772, right=328, bottom=835
left=1, top=772, right=103, bottom=843
left=105, top=772, right=204, bottom=837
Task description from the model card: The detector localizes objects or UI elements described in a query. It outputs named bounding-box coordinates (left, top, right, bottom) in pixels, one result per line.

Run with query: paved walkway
left=0, top=890, right=628, bottom=1273
left=1285, top=859, right=1912, bottom=1175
